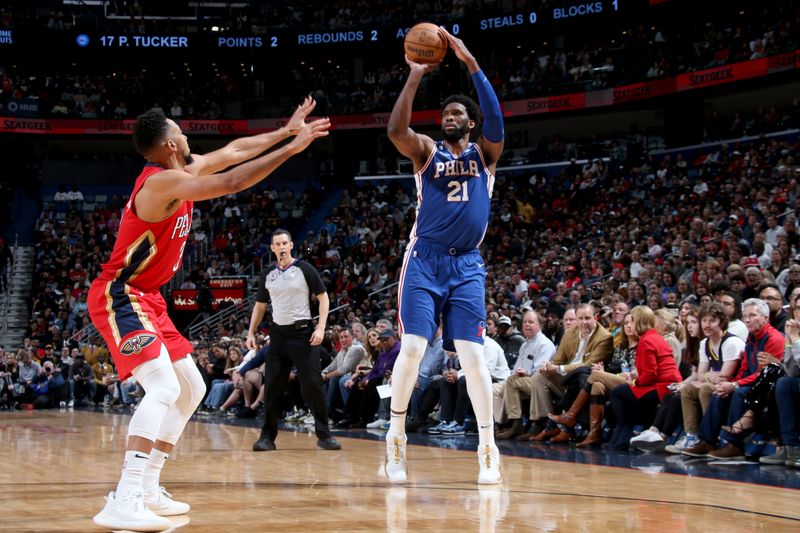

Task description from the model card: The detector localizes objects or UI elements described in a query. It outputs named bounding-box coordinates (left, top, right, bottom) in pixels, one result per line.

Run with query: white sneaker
left=144, top=486, right=191, bottom=516
left=477, top=444, right=502, bottom=485
left=67, top=400, right=74, bottom=408
left=93, top=491, right=173, bottom=532
left=367, top=418, right=390, bottom=429
left=385, top=432, right=408, bottom=483
left=630, top=429, right=666, bottom=452
left=664, top=433, right=698, bottom=454
left=301, top=413, right=315, bottom=425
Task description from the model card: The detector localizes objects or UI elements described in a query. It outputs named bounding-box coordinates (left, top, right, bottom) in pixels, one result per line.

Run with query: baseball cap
left=498, top=316, right=512, bottom=327
left=378, top=329, right=395, bottom=339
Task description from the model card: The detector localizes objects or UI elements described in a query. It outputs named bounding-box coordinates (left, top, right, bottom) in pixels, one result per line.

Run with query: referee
left=247, top=229, right=341, bottom=451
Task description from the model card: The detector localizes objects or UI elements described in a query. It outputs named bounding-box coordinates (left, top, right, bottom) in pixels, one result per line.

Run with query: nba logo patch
left=477, top=321, right=485, bottom=338
left=120, top=333, right=158, bottom=356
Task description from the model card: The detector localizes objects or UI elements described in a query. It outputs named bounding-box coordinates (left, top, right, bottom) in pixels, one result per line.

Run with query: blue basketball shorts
left=398, top=238, right=486, bottom=350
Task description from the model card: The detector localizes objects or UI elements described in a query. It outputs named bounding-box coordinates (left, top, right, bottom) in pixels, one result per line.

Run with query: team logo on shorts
left=119, top=333, right=158, bottom=356
left=477, top=321, right=485, bottom=338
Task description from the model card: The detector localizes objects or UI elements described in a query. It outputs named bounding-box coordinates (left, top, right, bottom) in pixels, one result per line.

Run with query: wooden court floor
left=1, top=410, right=799, bottom=532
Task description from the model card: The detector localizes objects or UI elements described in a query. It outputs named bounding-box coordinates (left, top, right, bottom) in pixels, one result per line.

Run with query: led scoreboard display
left=70, top=1, right=622, bottom=51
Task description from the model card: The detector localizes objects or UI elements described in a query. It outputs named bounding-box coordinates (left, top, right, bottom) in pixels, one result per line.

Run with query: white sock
left=388, top=334, right=428, bottom=436
left=453, top=339, right=496, bottom=448
left=116, top=450, right=149, bottom=498
left=389, top=409, right=407, bottom=437
left=477, top=419, right=495, bottom=448
left=142, top=448, right=169, bottom=491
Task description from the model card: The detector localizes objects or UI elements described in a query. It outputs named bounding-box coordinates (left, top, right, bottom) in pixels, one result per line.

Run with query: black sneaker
left=317, top=437, right=342, bottom=450
left=236, top=407, right=257, bottom=419
left=253, top=437, right=277, bottom=451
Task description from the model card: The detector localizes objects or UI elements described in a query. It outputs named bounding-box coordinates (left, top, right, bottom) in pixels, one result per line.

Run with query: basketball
left=403, top=22, right=448, bottom=64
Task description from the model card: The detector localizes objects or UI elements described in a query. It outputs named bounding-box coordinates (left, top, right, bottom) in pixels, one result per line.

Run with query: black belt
left=275, top=320, right=311, bottom=329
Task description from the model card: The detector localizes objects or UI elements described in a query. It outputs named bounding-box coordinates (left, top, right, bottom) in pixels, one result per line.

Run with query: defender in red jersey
left=89, top=98, right=330, bottom=532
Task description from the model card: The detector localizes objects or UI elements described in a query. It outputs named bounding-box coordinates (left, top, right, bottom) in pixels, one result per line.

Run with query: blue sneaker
left=440, top=422, right=465, bottom=436
left=426, top=421, right=450, bottom=435
left=665, top=433, right=699, bottom=454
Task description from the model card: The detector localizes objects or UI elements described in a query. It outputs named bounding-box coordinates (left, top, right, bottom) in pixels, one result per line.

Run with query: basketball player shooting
left=88, top=98, right=329, bottom=531
left=385, top=29, right=504, bottom=484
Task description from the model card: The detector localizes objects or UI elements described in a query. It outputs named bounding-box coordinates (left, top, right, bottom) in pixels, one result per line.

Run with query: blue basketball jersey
left=410, top=141, right=495, bottom=250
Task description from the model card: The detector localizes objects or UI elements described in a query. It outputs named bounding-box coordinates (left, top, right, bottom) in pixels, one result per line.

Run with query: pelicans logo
left=120, top=333, right=158, bottom=356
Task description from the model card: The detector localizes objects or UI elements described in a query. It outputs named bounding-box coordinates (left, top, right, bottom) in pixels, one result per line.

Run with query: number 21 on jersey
left=447, top=180, right=470, bottom=202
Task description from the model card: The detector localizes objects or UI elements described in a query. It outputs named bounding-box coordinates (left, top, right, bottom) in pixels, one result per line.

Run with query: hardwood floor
left=0, top=410, right=798, bottom=532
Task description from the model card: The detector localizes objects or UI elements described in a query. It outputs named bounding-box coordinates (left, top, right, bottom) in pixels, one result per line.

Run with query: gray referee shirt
left=256, top=260, right=326, bottom=326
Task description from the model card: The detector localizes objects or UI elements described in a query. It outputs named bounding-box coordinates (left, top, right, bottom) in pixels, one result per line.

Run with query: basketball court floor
left=1, top=409, right=799, bottom=532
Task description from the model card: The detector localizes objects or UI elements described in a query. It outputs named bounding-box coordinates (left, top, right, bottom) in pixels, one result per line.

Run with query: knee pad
left=128, top=351, right=180, bottom=441
left=133, top=347, right=181, bottom=407
left=173, top=355, right=206, bottom=412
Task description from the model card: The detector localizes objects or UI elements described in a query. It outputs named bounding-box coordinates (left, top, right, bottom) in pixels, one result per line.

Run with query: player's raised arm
left=142, top=117, right=330, bottom=204
left=184, top=96, right=317, bottom=176
left=387, top=57, right=438, bottom=167
left=441, top=29, right=504, bottom=167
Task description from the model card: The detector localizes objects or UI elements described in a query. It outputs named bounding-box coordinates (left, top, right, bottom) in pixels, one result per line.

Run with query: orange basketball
left=403, top=22, right=448, bottom=64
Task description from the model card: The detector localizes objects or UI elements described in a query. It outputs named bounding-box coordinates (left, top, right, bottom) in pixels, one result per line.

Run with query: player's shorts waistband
left=414, top=237, right=479, bottom=257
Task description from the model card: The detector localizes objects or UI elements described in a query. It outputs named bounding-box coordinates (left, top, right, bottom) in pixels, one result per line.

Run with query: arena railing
left=0, top=234, right=19, bottom=346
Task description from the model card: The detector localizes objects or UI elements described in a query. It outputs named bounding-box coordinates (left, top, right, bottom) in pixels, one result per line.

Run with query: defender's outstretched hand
left=288, top=117, right=331, bottom=154
left=285, top=96, right=317, bottom=135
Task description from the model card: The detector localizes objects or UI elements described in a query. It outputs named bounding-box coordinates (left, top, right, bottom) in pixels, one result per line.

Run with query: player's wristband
left=470, top=70, right=503, bottom=143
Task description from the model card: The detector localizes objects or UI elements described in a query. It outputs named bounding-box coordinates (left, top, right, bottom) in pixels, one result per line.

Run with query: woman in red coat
left=607, top=305, right=683, bottom=450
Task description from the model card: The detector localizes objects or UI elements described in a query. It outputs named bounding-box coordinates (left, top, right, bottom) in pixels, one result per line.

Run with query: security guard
left=247, top=229, right=341, bottom=451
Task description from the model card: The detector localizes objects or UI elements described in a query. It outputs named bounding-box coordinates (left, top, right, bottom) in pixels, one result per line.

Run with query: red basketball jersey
left=97, top=164, right=193, bottom=293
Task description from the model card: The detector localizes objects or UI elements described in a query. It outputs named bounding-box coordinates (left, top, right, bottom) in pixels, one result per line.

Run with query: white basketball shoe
left=93, top=490, right=173, bottom=531
left=144, top=486, right=191, bottom=516
left=385, top=432, right=408, bottom=483
left=477, top=444, right=502, bottom=485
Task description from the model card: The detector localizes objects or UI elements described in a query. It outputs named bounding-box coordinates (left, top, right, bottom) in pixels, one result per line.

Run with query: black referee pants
left=260, top=323, right=332, bottom=442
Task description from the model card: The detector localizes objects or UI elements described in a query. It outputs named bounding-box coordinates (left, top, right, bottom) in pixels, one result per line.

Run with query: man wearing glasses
left=759, top=284, right=789, bottom=333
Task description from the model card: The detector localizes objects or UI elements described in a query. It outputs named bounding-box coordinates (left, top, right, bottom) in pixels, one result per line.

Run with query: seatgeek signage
left=1, top=51, right=798, bottom=135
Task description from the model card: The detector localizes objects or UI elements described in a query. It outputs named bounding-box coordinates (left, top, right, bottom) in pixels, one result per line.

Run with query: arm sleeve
left=238, top=346, right=267, bottom=376
left=322, top=357, right=337, bottom=374
left=340, top=345, right=365, bottom=374
left=738, top=332, right=787, bottom=386
left=255, top=268, right=273, bottom=304
left=298, top=261, right=326, bottom=295
left=786, top=342, right=800, bottom=376
left=767, top=332, right=786, bottom=359
left=471, top=70, right=504, bottom=143
left=633, top=340, right=659, bottom=387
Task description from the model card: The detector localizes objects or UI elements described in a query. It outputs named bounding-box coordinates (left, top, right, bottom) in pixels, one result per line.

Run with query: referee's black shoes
left=317, top=437, right=342, bottom=450
left=252, top=437, right=277, bottom=451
